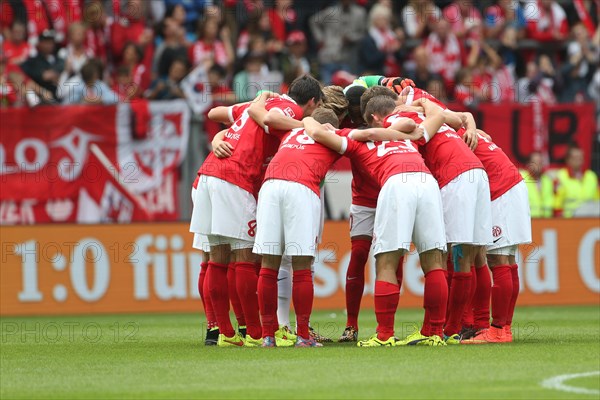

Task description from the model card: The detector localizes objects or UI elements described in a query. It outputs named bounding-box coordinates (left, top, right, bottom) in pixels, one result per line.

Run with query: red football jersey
left=341, top=131, right=431, bottom=188
left=456, top=129, right=522, bottom=200
left=404, top=86, right=448, bottom=109
left=387, top=111, right=484, bottom=189
left=265, top=127, right=343, bottom=197
left=336, top=127, right=380, bottom=208
left=198, top=96, right=303, bottom=197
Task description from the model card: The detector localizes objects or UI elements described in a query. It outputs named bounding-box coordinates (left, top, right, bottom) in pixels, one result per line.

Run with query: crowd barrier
left=1, top=219, right=598, bottom=316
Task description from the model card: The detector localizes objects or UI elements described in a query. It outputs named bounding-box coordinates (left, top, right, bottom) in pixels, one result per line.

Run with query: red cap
left=286, top=30, right=306, bottom=44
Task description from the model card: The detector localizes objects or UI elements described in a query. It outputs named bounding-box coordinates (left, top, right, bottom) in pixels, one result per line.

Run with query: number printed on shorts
left=366, top=140, right=416, bottom=157
left=247, top=220, right=257, bottom=237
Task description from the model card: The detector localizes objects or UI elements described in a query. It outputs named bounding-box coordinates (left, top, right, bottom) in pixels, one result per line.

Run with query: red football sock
left=491, top=265, right=513, bottom=328
left=293, top=269, right=314, bottom=340
left=198, top=262, right=217, bottom=329
left=474, top=265, right=492, bottom=330
left=258, top=268, right=279, bottom=338
left=506, top=264, right=520, bottom=327
left=207, top=262, right=234, bottom=337
left=461, top=266, right=477, bottom=328
left=227, top=263, right=246, bottom=327
left=374, top=280, right=400, bottom=341
left=396, top=255, right=404, bottom=289
left=345, top=239, right=370, bottom=329
left=444, top=271, right=472, bottom=336
left=235, top=262, right=261, bottom=339
left=446, top=253, right=454, bottom=288
left=421, top=269, right=448, bottom=338
left=202, top=265, right=217, bottom=329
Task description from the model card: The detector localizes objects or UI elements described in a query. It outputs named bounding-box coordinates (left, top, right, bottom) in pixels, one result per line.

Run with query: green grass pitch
left=1, top=306, right=599, bottom=399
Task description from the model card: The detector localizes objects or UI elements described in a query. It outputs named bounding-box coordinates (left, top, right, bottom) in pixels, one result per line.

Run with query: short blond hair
left=322, top=85, right=349, bottom=119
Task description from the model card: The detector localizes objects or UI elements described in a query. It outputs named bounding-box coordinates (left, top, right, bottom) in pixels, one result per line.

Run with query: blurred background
left=1, top=0, right=598, bottom=316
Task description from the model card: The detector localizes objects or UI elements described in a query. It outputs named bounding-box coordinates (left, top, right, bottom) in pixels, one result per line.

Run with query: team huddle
left=189, top=73, right=532, bottom=348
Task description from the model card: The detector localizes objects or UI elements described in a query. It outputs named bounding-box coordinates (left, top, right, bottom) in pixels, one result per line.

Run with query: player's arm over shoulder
left=303, top=117, right=346, bottom=154
left=263, top=99, right=303, bottom=132
left=350, top=125, right=423, bottom=142
left=207, top=106, right=232, bottom=124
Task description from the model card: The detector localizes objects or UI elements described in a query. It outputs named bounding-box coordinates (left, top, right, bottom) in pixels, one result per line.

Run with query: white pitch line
left=541, top=371, right=600, bottom=396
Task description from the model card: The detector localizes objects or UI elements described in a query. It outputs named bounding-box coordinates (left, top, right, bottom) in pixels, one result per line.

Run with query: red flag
left=77, top=144, right=152, bottom=223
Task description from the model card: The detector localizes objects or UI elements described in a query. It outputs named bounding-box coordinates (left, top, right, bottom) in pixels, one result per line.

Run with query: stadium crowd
left=0, top=0, right=599, bottom=108
left=1, top=0, right=598, bottom=219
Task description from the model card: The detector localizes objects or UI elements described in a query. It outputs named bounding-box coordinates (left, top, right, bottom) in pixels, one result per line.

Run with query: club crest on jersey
left=283, top=107, right=295, bottom=118
left=492, top=226, right=502, bottom=238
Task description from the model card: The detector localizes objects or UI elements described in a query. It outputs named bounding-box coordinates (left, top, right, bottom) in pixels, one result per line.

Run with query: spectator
left=237, top=10, right=283, bottom=63
left=309, top=0, right=366, bottom=84
left=559, top=23, right=598, bottom=103
left=358, top=4, right=403, bottom=76
left=518, top=54, right=562, bottom=104
left=425, top=76, right=448, bottom=103
left=524, top=0, right=569, bottom=42
left=203, top=64, right=236, bottom=143
left=20, top=30, right=65, bottom=100
left=112, top=66, right=136, bottom=102
left=484, top=0, right=527, bottom=39
left=555, top=144, right=599, bottom=217
left=63, top=59, right=118, bottom=105
left=2, top=21, right=30, bottom=65
left=232, top=51, right=269, bottom=102
left=22, top=0, right=53, bottom=46
left=146, top=57, right=188, bottom=100
left=520, top=151, right=555, bottom=218
left=268, top=0, right=297, bottom=43
left=57, top=22, right=94, bottom=94
left=453, top=67, right=478, bottom=107
left=468, top=40, right=515, bottom=103
left=565, top=0, right=599, bottom=35
left=189, top=17, right=234, bottom=73
left=497, top=25, right=524, bottom=75
left=110, top=0, right=154, bottom=68
left=164, top=0, right=209, bottom=35
left=406, top=45, right=443, bottom=90
left=154, top=17, right=188, bottom=77
left=443, top=0, right=483, bottom=43
left=83, top=0, right=109, bottom=65
left=120, top=42, right=150, bottom=98
left=279, top=31, right=314, bottom=91
left=46, top=0, right=84, bottom=45
left=424, top=19, right=463, bottom=88
left=0, top=54, right=19, bottom=106
left=401, top=0, right=441, bottom=39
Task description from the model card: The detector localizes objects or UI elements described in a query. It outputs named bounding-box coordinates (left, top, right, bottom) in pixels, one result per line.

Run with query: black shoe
left=238, top=326, right=247, bottom=339
left=459, top=326, right=478, bottom=340
left=205, top=328, right=219, bottom=346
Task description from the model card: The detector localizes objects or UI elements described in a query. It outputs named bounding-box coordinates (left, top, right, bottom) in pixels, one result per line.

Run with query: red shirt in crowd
left=525, top=0, right=569, bottom=41
left=2, top=41, right=30, bottom=64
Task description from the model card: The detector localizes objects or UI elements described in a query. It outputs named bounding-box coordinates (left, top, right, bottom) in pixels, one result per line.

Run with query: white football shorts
left=349, top=204, right=376, bottom=238
left=487, top=181, right=532, bottom=255
left=440, top=168, right=493, bottom=245
left=373, top=172, right=446, bottom=255
left=190, top=175, right=256, bottom=250
left=253, top=179, right=321, bottom=257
